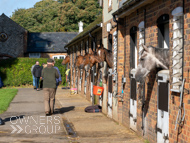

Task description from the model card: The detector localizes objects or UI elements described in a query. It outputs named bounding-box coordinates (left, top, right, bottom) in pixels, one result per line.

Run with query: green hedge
left=0, top=58, right=66, bottom=87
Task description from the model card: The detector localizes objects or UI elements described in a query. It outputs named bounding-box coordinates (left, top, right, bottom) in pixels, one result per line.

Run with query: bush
left=0, top=58, right=66, bottom=87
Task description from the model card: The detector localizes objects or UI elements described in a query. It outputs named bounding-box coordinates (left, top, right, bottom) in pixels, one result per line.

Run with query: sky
left=0, top=0, right=42, bottom=17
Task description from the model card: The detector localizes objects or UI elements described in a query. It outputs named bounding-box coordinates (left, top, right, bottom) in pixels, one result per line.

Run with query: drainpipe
left=182, top=0, right=184, bottom=80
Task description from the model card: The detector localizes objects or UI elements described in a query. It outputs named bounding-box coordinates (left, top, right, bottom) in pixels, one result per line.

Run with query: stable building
left=102, top=0, right=120, bottom=122
left=65, top=15, right=102, bottom=103
left=0, top=13, right=77, bottom=59
left=112, top=0, right=190, bottom=143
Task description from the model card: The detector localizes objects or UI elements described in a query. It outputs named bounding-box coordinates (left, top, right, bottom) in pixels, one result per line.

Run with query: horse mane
left=149, top=46, right=170, bottom=69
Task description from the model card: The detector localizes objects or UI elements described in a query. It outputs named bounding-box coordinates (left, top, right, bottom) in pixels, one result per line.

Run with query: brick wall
left=68, top=30, right=102, bottom=104
left=116, top=0, right=189, bottom=143
left=169, top=0, right=190, bottom=142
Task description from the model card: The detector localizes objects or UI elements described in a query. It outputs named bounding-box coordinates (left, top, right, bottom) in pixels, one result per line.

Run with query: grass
left=0, top=88, right=18, bottom=114
left=144, top=139, right=150, bottom=143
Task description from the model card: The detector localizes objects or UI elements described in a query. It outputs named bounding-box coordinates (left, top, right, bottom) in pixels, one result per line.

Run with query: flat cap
left=47, top=59, right=54, bottom=63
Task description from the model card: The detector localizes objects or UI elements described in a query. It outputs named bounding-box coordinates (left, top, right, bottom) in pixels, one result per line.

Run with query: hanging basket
left=93, top=85, right=104, bottom=96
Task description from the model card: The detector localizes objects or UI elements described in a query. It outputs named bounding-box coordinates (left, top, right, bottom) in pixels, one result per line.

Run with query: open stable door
left=129, top=69, right=137, bottom=131
left=157, top=70, right=169, bottom=143
left=107, top=68, right=112, bottom=118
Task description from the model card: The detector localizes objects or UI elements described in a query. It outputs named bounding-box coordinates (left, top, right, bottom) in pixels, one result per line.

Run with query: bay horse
left=61, top=55, right=70, bottom=65
left=135, top=45, right=169, bottom=83
left=96, top=44, right=113, bottom=68
left=75, top=51, right=101, bottom=70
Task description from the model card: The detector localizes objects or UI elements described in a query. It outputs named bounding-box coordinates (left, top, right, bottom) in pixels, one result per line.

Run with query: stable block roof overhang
left=112, top=0, right=154, bottom=18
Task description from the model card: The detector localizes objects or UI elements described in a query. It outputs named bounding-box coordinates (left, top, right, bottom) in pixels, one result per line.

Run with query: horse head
left=61, top=55, right=70, bottom=65
left=97, top=44, right=106, bottom=62
left=89, top=51, right=102, bottom=67
left=97, top=44, right=113, bottom=68
left=135, top=45, right=169, bottom=83
left=75, top=55, right=84, bottom=69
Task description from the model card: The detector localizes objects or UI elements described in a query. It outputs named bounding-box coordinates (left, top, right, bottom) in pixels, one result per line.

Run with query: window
left=138, top=21, right=145, bottom=59
left=171, top=7, right=183, bottom=92
left=29, top=53, right=41, bottom=58
left=157, top=14, right=169, bottom=49
left=108, top=34, right=112, bottom=51
left=130, top=26, right=137, bottom=69
left=109, top=0, right=112, bottom=7
left=52, top=55, right=66, bottom=59
left=35, top=41, right=51, bottom=48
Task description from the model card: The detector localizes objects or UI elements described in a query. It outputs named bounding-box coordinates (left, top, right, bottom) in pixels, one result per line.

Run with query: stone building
left=27, top=32, right=77, bottom=59
left=0, top=13, right=78, bottom=59
left=0, top=14, right=27, bottom=59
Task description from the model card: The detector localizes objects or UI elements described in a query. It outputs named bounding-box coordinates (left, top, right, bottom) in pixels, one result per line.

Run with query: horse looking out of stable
left=135, top=44, right=169, bottom=83
left=75, top=51, right=101, bottom=70
left=96, top=44, right=113, bottom=68
left=61, top=55, right=70, bottom=65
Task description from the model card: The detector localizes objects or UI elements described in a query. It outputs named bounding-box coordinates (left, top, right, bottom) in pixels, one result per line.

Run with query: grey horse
left=135, top=45, right=169, bottom=83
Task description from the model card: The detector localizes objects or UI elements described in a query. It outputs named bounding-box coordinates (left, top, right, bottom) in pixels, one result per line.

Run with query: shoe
left=37, top=88, right=40, bottom=91
left=45, top=112, right=50, bottom=116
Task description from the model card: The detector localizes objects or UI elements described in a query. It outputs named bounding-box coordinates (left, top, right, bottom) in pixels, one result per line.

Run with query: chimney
left=78, top=21, right=83, bottom=33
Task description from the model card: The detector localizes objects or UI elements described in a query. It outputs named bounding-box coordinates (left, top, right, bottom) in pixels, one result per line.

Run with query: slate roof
left=27, top=32, right=78, bottom=53
left=65, top=15, right=102, bottom=48
left=0, top=13, right=26, bottom=31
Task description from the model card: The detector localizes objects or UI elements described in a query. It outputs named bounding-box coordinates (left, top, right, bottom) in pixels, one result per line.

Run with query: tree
left=58, top=0, right=102, bottom=32
left=11, top=0, right=61, bottom=32
left=11, top=0, right=102, bottom=32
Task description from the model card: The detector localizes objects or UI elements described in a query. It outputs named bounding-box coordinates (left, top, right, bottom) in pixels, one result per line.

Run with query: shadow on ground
left=54, top=106, right=75, bottom=114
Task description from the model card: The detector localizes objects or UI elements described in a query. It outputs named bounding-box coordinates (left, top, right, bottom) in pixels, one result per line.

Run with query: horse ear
left=142, top=44, right=149, bottom=52
left=101, top=44, right=104, bottom=49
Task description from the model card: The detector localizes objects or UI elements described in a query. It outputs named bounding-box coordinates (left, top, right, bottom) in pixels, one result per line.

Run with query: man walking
left=33, top=61, right=42, bottom=91
left=41, top=59, right=59, bottom=116
left=31, top=61, right=37, bottom=89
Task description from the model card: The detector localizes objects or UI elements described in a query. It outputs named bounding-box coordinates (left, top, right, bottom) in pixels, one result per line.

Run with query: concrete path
left=56, top=89, right=144, bottom=143
left=0, top=88, right=144, bottom=143
left=0, top=88, right=68, bottom=143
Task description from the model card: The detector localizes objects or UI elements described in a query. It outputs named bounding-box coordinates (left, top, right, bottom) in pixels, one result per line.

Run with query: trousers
left=32, top=75, right=35, bottom=87
left=43, top=88, right=56, bottom=113
left=34, top=77, right=40, bottom=89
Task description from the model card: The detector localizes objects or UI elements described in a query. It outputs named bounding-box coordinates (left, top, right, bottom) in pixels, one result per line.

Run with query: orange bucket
left=93, top=85, right=104, bottom=96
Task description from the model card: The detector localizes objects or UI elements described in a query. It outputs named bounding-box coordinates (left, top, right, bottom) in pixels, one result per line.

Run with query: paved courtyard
left=0, top=88, right=144, bottom=143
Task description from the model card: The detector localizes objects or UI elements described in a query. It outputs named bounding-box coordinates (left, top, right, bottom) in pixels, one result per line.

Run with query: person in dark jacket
left=41, top=59, right=59, bottom=116
left=33, top=61, right=43, bottom=91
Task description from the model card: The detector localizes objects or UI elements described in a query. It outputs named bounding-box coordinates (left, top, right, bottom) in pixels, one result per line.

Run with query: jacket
left=41, top=65, right=59, bottom=88
left=33, top=65, right=43, bottom=78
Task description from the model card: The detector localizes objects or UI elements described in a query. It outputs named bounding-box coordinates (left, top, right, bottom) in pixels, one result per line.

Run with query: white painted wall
left=103, top=0, right=119, bottom=23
